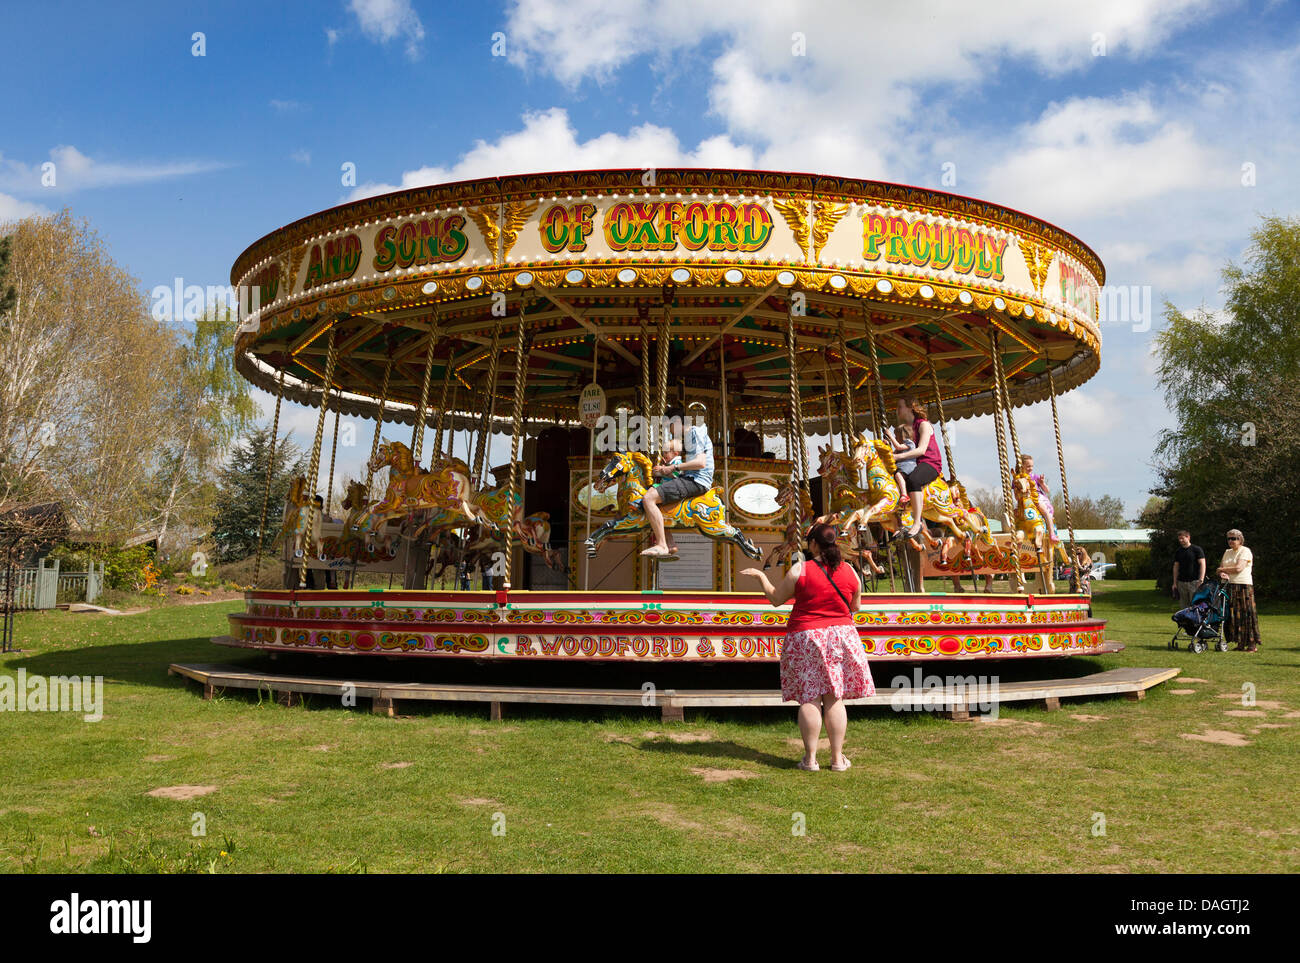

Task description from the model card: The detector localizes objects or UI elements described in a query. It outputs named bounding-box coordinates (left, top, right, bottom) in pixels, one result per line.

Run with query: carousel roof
left=229, top=168, right=1105, bottom=431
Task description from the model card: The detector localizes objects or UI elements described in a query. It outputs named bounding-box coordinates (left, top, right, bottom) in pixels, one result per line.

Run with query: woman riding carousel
left=884, top=396, right=944, bottom=543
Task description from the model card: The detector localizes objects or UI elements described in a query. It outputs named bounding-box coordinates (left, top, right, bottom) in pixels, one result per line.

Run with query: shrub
left=1114, top=546, right=1155, bottom=580
left=100, top=546, right=157, bottom=591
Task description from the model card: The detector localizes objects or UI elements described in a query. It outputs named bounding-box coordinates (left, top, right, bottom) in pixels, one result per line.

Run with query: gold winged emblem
left=811, top=202, right=850, bottom=263
left=465, top=205, right=502, bottom=263
left=500, top=199, right=540, bottom=261
left=772, top=198, right=811, bottom=261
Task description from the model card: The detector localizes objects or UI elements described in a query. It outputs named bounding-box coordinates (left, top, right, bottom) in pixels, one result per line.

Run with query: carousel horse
left=583, top=451, right=761, bottom=560
left=272, top=475, right=314, bottom=558
left=1012, top=470, right=1069, bottom=570
left=822, top=434, right=986, bottom=550
left=938, top=478, right=996, bottom=566
left=319, top=481, right=400, bottom=564
left=762, top=480, right=814, bottom=569
left=352, top=440, right=481, bottom=547
left=470, top=484, right=566, bottom=571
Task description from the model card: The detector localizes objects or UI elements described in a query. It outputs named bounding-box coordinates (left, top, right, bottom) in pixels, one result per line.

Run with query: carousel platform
left=222, top=588, right=1110, bottom=663
left=170, top=659, right=1171, bottom=722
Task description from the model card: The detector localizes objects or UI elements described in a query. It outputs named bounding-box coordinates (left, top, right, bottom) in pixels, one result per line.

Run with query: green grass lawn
left=1, top=581, right=1296, bottom=873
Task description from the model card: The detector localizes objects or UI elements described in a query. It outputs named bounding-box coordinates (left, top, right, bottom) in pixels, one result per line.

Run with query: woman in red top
left=887, top=395, right=944, bottom=542
left=742, top=524, right=875, bottom=772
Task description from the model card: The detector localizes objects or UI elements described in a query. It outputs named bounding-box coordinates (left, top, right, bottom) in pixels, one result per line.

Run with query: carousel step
left=169, top=662, right=1178, bottom=722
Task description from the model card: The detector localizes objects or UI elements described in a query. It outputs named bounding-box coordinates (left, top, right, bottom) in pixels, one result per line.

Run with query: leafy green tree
left=210, top=427, right=304, bottom=562
left=151, top=304, right=258, bottom=552
left=1149, top=215, right=1300, bottom=598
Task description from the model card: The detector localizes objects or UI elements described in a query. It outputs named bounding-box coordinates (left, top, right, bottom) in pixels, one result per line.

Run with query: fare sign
left=579, top=383, right=606, bottom=429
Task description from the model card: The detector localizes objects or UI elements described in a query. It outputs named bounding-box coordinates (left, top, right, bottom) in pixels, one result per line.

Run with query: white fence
left=0, top=559, right=104, bottom=610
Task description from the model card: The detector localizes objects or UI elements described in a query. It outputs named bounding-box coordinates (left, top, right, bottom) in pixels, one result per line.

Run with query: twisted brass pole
left=472, top=320, right=501, bottom=487
left=989, top=330, right=1024, bottom=590
left=1048, top=368, right=1081, bottom=591
left=365, top=355, right=394, bottom=499
left=410, top=315, right=439, bottom=464
left=299, top=327, right=340, bottom=588
left=325, top=409, right=339, bottom=517
left=431, top=345, right=457, bottom=463
left=503, top=299, right=532, bottom=589
left=252, top=367, right=285, bottom=589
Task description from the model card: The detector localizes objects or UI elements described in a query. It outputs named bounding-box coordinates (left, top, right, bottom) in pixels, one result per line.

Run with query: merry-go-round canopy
left=229, top=168, right=1104, bottom=433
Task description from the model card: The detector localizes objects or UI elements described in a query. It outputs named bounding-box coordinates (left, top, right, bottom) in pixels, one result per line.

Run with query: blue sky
left=3, top=0, right=1298, bottom=520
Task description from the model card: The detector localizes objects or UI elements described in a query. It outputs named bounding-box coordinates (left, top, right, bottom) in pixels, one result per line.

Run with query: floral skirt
left=1225, top=583, right=1262, bottom=648
left=781, top=623, right=876, bottom=705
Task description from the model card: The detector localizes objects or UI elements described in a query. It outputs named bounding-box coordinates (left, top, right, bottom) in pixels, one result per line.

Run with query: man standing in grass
left=1172, top=530, right=1206, bottom=606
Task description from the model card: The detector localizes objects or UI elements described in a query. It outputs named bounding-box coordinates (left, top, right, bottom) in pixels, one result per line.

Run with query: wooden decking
left=168, top=660, right=1179, bottom=723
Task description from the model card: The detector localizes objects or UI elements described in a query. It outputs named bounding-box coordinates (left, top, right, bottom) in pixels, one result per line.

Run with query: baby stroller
left=1169, top=579, right=1229, bottom=653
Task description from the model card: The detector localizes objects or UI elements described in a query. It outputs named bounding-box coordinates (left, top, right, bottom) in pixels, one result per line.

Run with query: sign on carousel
left=578, top=383, right=606, bottom=429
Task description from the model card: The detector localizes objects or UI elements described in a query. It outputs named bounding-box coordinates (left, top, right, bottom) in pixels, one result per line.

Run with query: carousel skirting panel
left=221, top=590, right=1111, bottom=663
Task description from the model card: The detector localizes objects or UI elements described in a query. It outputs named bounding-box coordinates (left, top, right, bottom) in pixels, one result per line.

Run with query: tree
left=0, top=211, right=180, bottom=546
left=1133, top=495, right=1165, bottom=528
left=209, top=427, right=304, bottom=562
left=0, top=235, right=17, bottom=321
left=1149, top=215, right=1300, bottom=598
left=149, top=304, right=257, bottom=554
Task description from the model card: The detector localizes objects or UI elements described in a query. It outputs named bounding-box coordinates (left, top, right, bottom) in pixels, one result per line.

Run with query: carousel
left=218, top=168, right=1112, bottom=666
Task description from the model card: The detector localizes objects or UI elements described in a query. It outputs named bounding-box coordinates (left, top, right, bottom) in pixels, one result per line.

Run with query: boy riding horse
left=640, top=403, right=713, bottom=560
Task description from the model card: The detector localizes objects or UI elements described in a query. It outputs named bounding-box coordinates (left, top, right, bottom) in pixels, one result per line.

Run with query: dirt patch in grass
left=1223, top=710, right=1268, bottom=717
left=1217, top=694, right=1286, bottom=710
left=1070, top=714, right=1109, bottom=722
left=146, top=785, right=217, bottom=800
left=142, top=755, right=174, bottom=763
left=643, top=729, right=716, bottom=743
left=1179, top=677, right=1210, bottom=683
left=457, top=797, right=501, bottom=807
left=379, top=761, right=413, bottom=769
left=786, top=737, right=832, bottom=750
left=637, top=803, right=759, bottom=839
left=309, top=744, right=336, bottom=751
left=1169, top=689, right=1197, bottom=695
left=1180, top=730, right=1251, bottom=747
left=688, top=766, right=760, bottom=783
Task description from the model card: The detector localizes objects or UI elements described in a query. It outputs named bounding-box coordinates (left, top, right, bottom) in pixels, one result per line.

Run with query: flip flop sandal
left=796, top=759, right=820, bottom=772
left=830, top=758, right=852, bottom=772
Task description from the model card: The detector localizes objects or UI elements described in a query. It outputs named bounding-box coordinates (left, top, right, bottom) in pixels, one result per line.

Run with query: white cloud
left=0, top=146, right=227, bottom=194
left=347, top=107, right=757, bottom=200
left=980, top=93, right=1227, bottom=218
left=290, top=149, right=312, bottom=165
left=503, top=0, right=1220, bottom=173
left=270, top=99, right=304, bottom=112
left=348, top=0, right=425, bottom=59
left=0, top=191, right=49, bottom=222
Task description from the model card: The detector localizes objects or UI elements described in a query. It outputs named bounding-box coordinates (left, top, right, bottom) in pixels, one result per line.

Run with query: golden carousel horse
left=352, top=440, right=481, bottom=546
left=467, top=484, right=565, bottom=571
left=1012, top=469, right=1069, bottom=576
left=319, top=481, right=396, bottom=562
left=583, top=451, right=761, bottom=560
left=273, top=475, right=314, bottom=558
left=762, top=480, right=814, bottom=569
left=819, top=433, right=984, bottom=550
